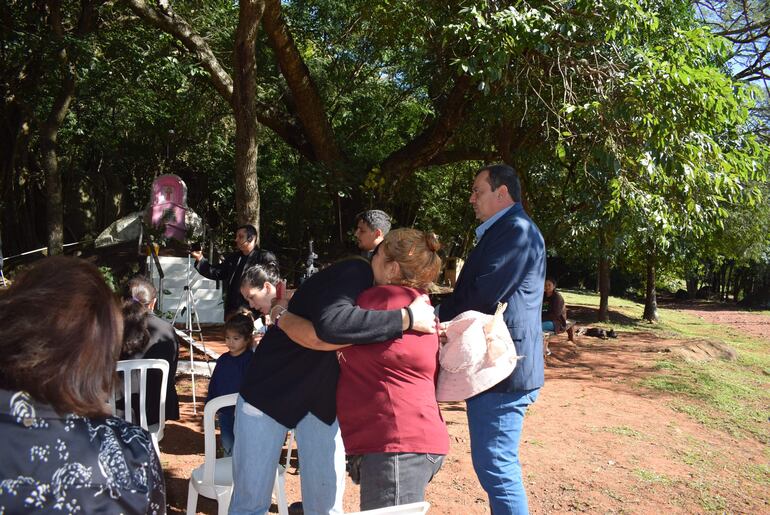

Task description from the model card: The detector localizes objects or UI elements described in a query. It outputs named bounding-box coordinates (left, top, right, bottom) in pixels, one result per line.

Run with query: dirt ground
left=160, top=306, right=769, bottom=514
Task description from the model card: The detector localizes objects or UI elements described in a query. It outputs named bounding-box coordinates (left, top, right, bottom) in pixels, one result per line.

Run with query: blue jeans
left=229, top=396, right=345, bottom=515
left=541, top=321, right=555, bottom=332
left=466, top=388, right=541, bottom=515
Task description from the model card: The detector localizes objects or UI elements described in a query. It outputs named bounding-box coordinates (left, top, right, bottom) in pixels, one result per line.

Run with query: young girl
left=206, top=312, right=255, bottom=456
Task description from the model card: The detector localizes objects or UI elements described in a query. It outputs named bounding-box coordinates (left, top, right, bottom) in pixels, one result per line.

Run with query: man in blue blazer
left=438, top=164, right=545, bottom=514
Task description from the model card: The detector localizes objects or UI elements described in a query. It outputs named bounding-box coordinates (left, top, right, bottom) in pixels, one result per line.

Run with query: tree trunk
left=41, top=2, right=78, bottom=256
left=597, top=229, right=610, bottom=322
left=232, top=0, right=265, bottom=241
left=717, top=262, right=727, bottom=301
left=643, top=243, right=658, bottom=322
left=723, top=261, right=734, bottom=302
left=262, top=0, right=344, bottom=169
left=732, top=267, right=742, bottom=303
left=685, top=273, right=698, bottom=300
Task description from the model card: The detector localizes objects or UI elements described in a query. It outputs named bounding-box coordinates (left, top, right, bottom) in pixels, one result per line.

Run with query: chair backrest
left=202, top=393, right=239, bottom=485
left=346, top=501, right=430, bottom=514
left=113, top=359, right=169, bottom=435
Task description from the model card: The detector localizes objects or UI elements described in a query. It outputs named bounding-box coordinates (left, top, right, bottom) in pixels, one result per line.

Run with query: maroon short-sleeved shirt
left=336, top=285, right=449, bottom=455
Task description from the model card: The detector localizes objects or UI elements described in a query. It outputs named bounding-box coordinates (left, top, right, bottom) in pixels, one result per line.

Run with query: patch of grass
left=642, top=359, right=770, bottom=441
left=674, top=446, right=723, bottom=473
left=690, top=480, right=728, bottom=512
left=669, top=401, right=713, bottom=426
left=634, top=468, right=672, bottom=485
left=744, top=463, right=770, bottom=486
left=563, top=289, right=770, bottom=442
left=677, top=448, right=707, bottom=467
left=603, top=425, right=643, bottom=438
left=653, top=360, right=677, bottom=370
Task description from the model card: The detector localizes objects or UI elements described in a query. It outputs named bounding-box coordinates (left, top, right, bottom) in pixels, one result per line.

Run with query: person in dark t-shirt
left=228, top=259, right=437, bottom=515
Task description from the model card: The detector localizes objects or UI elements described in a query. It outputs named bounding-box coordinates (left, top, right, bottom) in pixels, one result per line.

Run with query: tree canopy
left=2, top=0, right=768, bottom=312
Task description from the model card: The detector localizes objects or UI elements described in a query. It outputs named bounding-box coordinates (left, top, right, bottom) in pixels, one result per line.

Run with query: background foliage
left=2, top=0, right=769, bottom=312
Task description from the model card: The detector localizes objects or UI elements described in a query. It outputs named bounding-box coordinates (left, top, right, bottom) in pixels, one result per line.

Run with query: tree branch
left=261, top=0, right=345, bottom=168
left=122, top=0, right=234, bottom=105
left=426, top=148, right=499, bottom=166
left=379, top=74, right=477, bottom=184
left=122, top=0, right=314, bottom=159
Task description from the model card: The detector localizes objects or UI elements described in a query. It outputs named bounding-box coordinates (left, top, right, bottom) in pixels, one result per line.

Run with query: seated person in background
left=121, top=275, right=180, bottom=425
left=0, top=257, right=165, bottom=512
left=542, top=277, right=567, bottom=355
left=206, top=312, right=255, bottom=456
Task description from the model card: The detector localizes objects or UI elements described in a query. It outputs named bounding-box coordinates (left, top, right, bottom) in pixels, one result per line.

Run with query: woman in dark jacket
left=121, top=276, right=180, bottom=425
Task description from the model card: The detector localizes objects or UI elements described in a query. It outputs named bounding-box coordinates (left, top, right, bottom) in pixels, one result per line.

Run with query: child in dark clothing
left=206, top=312, right=255, bottom=456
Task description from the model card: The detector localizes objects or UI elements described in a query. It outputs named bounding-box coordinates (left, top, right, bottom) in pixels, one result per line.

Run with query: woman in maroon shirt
left=299, top=228, right=449, bottom=510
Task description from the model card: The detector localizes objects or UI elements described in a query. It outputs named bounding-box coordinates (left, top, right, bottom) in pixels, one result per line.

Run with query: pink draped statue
left=149, top=174, right=188, bottom=241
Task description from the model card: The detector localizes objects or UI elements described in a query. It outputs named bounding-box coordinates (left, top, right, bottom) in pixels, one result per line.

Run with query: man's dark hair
left=355, top=210, right=392, bottom=235
left=237, top=224, right=258, bottom=243
left=478, top=164, right=522, bottom=203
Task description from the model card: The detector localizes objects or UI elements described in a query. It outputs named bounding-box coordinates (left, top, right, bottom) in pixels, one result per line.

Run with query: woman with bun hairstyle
left=341, top=228, right=449, bottom=509
left=231, top=247, right=439, bottom=515
left=295, top=228, right=449, bottom=510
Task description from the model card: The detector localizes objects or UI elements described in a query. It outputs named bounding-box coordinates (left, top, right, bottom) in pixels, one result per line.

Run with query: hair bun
left=425, top=232, right=441, bottom=252
left=235, top=308, right=255, bottom=323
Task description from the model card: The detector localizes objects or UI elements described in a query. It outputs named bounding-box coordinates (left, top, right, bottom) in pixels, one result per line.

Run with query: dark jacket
left=125, top=314, right=180, bottom=427
left=542, top=290, right=567, bottom=333
left=195, top=247, right=278, bottom=317
left=240, top=258, right=404, bottom=427
left=438, top=203, right=546, bottom=393
left=142, top=315, right=180, bottom=424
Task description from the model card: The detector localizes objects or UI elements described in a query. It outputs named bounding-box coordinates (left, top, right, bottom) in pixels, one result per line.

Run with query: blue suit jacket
left=439, top=203, right=546, bottom=393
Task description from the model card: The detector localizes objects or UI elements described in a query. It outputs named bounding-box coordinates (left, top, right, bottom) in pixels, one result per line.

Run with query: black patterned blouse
left=0, top=389, right=166, bottom=514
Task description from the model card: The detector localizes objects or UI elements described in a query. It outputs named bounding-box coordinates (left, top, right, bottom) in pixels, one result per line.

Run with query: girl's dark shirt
left=239, top=259, right=404, bottom=428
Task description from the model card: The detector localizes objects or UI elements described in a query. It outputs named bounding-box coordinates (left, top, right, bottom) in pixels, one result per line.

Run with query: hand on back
left=408, top=294, right=437, bottom=334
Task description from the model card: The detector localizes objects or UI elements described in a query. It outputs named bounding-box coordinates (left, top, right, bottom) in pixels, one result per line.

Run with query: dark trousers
left=348, top=452, right=444, bottom=510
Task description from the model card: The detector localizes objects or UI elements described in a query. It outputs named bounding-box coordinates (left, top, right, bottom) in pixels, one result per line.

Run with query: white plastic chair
left=346, top=501, right=430, bottom=514
left=186, top=393, right=289, bottom=515
left=111, top=358, right=169, bottom=456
